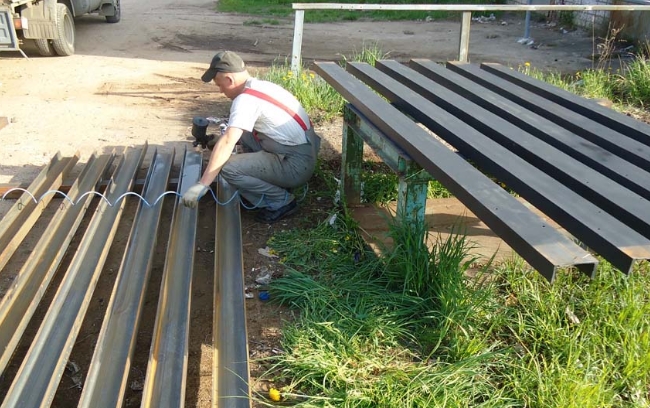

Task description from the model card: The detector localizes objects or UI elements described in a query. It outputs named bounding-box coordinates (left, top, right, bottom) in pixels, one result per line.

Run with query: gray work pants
left=220, top=128, right=320, bottom=210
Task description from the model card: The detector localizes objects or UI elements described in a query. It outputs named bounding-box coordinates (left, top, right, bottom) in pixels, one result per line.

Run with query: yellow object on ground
left=268, top=388, right=282, bottom=402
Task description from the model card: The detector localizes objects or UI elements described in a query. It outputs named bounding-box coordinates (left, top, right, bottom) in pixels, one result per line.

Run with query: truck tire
left=51, top=3, right=75, bottom=56
left=35, top=39, right=56, bottom=57
left=105, top=0, right=121, bottom=24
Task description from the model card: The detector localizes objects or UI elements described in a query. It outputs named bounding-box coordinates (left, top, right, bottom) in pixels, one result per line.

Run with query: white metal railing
left=291, top=3, right=650, bottom=72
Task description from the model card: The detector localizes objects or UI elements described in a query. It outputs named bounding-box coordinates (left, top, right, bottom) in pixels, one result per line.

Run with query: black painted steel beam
left=408, top=59, right=650, bottom=201
left=313, top=61, right=597, bottom=282
left=481, top=62, right=650, bottom=148
left=446, top=62, right=650, bottom=170
left=374, top=59, right=650, bottom=240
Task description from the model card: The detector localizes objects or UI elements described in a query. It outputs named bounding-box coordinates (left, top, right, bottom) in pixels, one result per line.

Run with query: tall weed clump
left=264, top=213, right=510, bottom=406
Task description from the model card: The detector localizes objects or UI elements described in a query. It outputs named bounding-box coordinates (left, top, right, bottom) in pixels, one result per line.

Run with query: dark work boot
left=255, top=200, right=298, bottom=223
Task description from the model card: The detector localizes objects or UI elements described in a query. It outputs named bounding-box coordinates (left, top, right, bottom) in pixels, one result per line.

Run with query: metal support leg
left=341, top=109, right=364, bottom=206
left=396, top=162, right=429, bottom=225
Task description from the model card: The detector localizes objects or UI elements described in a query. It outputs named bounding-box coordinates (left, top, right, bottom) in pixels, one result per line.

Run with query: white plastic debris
left=255, top=267, right=272, bottom=285
left=328, top=213, right=338, bottom=227
left=258, top=246, right=278, bottom=258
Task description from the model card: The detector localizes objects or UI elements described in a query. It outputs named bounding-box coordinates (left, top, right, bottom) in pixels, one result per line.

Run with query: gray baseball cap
left=201, top=51, right=246, bottom=82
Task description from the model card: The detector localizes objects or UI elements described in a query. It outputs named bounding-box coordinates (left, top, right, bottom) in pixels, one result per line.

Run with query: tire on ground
left=34, top=39, right=56, bottom=57
left=105, top=0, right=121, bottom=23
left=51, top=3, right=75, bottom=56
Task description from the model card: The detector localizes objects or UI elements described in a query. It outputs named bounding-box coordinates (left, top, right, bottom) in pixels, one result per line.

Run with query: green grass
left=519, top=50, right=650, bottom=110
left=258, top=43, right=389, bottom=123
left=218, top=0, right=504, bottom=23
left=258, top=210, right=650, bottom=407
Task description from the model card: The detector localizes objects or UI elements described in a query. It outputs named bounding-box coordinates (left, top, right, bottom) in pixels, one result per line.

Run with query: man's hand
left=182, top=183, right=209, bottom=208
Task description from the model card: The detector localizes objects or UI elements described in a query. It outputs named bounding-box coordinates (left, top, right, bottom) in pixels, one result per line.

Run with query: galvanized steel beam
left=1, top=146, right=145, bottom=408
left=313, top=61, right=597, bottom=282
left=0, top=153, right=113, bottom=376
left=213, top=176, right=251, bottom=408
left=343, top=61, right=650, bottom=275
left=141, top=148, right=201, bottom=408
left=78, top=150, right=174, bottom=408
left=0, top=152, right=79, bottom=271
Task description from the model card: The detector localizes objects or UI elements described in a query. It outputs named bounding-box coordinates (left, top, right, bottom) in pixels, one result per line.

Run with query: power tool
left=191, top=116, right=228, bottom=149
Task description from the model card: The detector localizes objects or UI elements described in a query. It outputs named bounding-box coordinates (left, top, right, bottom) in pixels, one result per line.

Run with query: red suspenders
left=242, top=88, right=311, bottom=131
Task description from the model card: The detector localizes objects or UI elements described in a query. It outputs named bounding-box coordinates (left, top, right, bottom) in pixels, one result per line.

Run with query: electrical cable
left=0, top=182, right=309, bottom=209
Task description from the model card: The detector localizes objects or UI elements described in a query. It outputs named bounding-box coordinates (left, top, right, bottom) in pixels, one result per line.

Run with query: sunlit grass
left=519, top=53, right=650, bottom=110
left=217, top=0, right=504, bottom=23
left=260, top=208, right=650, bottom=406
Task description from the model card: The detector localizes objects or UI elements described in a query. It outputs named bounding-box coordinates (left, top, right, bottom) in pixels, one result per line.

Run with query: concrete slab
left=351, top=197, right=569, bottom=266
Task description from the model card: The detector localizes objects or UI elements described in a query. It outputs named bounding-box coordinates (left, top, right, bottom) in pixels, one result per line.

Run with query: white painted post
left=291, top=9, right=305, bottom=74
left=458, top=11, right=471, bottom=62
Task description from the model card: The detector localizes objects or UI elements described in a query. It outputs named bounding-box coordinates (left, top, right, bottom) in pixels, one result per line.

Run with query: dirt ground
left=0, top=0, right=603, bottom=406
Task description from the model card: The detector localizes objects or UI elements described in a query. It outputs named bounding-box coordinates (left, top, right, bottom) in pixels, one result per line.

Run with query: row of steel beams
left=78, top=150, right=174, bottom=408
left=447, top=62, right=650, bottom=170
left=372, top=60, right=650, bottom=239
left=0, top=146, right=253, bottom=406
left=141, top=149, right=201, bottom=408
left=0, top=152, right=79, bottom=271
left=1, top=146, right=145, bottom=408
left=0, top=153, right=114, bottom=376
left=313, top=61, right=597, bottom=281
left=481, top=62, right=650, bottom=147
left=408, top=59, right=650, bottom=201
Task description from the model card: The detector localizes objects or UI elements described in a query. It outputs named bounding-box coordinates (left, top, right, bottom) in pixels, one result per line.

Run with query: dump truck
left=0, top=0, right=120, bottom=57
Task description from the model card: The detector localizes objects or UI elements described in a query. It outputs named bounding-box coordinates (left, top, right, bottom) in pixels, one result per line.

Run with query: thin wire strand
left=1, top=183, right=310, bottom=209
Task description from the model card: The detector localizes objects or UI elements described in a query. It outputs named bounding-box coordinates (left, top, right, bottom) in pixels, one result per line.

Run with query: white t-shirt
left=228, top=78, right=310, bottom=146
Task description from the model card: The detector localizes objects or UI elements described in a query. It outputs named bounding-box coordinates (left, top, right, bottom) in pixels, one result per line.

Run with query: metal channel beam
left=313, top=62, right=597, bottom=281
left=374, top=60, right=650, bottom=239
left=141, top=148, right=201, bottom=408
left=1, top=146, right=145, bottom=408
left=0, top=152, right=79, bottom=271
left=408, top=59, right=650, bottom=201
left=78, top=150, right=174, bottom=408
left=213, top=176, right=251, bottom=408
left=344, top=62, right=650, bottom=274
left=446, top=62, right=650, bottom=170
left=481, top=62, right=650, bottom=148
left=0, top=153, right=113, bottom=376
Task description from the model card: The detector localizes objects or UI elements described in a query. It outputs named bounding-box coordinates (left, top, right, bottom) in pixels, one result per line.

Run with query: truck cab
left=0, top=0, right=120, bottom=56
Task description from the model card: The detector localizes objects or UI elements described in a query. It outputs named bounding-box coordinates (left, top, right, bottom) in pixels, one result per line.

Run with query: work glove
left=182, top=183, right=209, bottom=208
